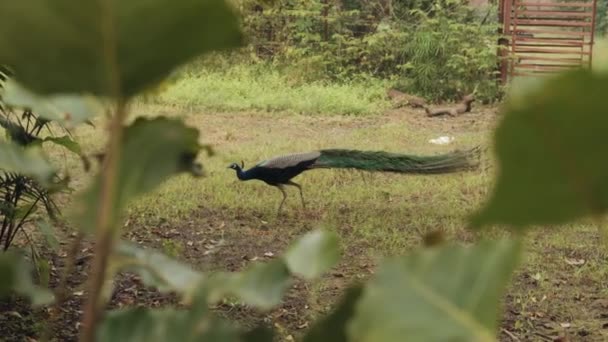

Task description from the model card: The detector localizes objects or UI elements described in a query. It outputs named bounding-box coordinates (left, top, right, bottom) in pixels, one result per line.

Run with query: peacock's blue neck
left=236, top=167, right=254, bottom=181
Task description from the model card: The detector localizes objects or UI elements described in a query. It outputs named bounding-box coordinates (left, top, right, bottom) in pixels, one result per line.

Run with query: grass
left=58, top=99, right=608, bottom=340
left=29, top=51, right=608, bottom=340
left=71, top=106, right=490, bottom=250
left=140, top=63, right=390, bottom=116
left=593, top=37, right=608, bottom=72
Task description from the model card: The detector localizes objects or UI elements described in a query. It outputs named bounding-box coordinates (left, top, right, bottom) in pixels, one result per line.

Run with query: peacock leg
left=287, top=181, right=305, bottom=209
left=276, top=185, right=288, bottom=216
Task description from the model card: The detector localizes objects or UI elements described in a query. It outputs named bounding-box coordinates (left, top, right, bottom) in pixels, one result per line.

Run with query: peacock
left=228, top=147, right=481, bottom=215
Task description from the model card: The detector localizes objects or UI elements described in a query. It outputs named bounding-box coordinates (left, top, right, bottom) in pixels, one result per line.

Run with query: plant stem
left=80, top=0, right=122, bottom=339
left=79, top=100, right=126, bottom=342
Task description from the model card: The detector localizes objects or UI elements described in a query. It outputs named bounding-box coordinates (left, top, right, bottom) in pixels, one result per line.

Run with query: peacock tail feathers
left=313, top=147, right=481, bottom=174
left=257, top=151, right=321, bottom=169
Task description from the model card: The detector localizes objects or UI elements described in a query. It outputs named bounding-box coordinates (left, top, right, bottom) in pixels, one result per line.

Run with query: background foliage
left=195, top=0, right=503, bottom=103
left=598, top=0, right=608, bottom=36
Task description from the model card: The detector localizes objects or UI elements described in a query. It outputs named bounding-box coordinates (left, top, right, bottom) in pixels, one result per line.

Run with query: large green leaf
left=472, top=70, right=608, bottom=228
left=114, top=241, right=204, bottom=296
left=205, top=230, right=339, bottom=309
left=348, top=239, right=521, bottom=342
left=40, top=135, right=92, bottom=171
left=240, top=326, right=275, bottom=342
left=42, top=136, right=83, bottom=156
left=284, top=230, right=340, bottom=280
left=2, top=80, right=103, bottom=125
left=0, top=141, right=55, bottom=183
left=35, top=220, right=60, bottom=252
left=220, top=259, right=292, bottom=310
left=0, top=253, right=54, bottom=306
left=70, top=116, right=203, bottom=233
left=98, top=295, right=273, bottom=342
left=302, top=286, right=363, bottom=342
left=0, top=0, right=243, bottom=98
left=97, top=307, right=239, bottom=342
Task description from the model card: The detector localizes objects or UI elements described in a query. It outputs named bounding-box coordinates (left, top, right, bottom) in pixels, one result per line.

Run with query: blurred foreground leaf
left=0, top=253, right=54, bottom=306
left=303, top=285, right=363, bottom=342
left=348, top=239, right=521, bottom=341
left=0, top=0, right=243, bottom=98
left=0, top=141, right=55, bottom=183
left=70, top=116, right=203, bottom=233
left=3, top=80, right=103, bottom=125
left=210, top=260, right=292, bottom=310
left=97, top=307, right=237, bottom=342
left=284, top=230, right=340, bottom=279
left=114, top=241, right=204, bottom=296
left=473, top=70, right=608, bottom=228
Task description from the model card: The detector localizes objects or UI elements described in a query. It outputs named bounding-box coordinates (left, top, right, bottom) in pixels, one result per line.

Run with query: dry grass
left=45, top=100, right=608, bottom=341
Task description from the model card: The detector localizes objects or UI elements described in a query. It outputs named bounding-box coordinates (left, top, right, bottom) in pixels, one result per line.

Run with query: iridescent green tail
left=313, top=147, right=481, bottom=174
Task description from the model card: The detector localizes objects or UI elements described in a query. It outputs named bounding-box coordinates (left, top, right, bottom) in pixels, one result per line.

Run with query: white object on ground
left=428, top=136, right=454, bottom=145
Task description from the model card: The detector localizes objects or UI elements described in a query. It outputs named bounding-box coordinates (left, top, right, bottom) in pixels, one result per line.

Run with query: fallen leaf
left=8, top=311, right=23, bottom=319
left=564, top=258, right=585, bottom=266
left=593, top=299, right=608, bottom=308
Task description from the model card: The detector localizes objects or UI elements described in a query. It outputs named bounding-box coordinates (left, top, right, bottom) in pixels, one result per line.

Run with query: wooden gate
left=498, top=0, right=599, bottom=82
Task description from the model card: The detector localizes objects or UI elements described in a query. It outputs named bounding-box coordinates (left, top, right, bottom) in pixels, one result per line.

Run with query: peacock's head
left=227, top=160, right=244, bottom=170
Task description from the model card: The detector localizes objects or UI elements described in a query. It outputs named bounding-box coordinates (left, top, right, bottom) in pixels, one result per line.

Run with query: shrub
left=0, top=71, right=84, bottom=253
left=234, top=0, right=503, bottom=102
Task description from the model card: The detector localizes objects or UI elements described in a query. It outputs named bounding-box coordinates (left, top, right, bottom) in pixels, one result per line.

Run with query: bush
left=0, top=71, right=84, bottom=254
left=234, top=0, right=503, bottom=103
left=396, top=14, right=502, bottom=102
left=598, top=0, right=608, bottom=36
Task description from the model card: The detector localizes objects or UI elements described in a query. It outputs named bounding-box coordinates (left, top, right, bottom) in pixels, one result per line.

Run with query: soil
left=0, top=206, right=375, bottom=341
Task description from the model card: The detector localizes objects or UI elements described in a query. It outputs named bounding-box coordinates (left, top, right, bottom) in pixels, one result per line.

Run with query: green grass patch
left=593, top=37, right=608, bottom=72
left=110, top=109, right=494, bottom=254
left=56, top=104, right=608, bottom=340
left=143, top=64, right=390, bottom=116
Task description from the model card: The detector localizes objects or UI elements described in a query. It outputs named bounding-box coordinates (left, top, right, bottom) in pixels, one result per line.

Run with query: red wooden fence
left=498, top=0, right=599, bottom=82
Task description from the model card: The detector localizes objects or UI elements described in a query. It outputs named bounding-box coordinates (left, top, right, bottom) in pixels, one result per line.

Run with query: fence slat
left=500, top=0, right=596, bottom=82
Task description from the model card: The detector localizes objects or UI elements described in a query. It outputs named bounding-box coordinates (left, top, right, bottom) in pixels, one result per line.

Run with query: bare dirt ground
left=1, top=105, right=607, bottom=341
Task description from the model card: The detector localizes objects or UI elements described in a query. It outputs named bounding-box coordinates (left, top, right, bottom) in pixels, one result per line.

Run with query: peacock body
left=228, top=147, right=480, bottom=214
